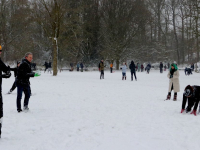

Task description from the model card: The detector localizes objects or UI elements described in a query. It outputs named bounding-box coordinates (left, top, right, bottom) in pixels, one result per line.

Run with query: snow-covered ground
left=1, top=70, right=200, bottom=150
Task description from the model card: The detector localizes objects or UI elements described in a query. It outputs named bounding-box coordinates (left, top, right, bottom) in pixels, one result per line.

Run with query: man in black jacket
left=181, top=85, right=200, bottom=116
left=0, top=45, right=11, bottom=138
left=15, top=52, right=35, bottom=112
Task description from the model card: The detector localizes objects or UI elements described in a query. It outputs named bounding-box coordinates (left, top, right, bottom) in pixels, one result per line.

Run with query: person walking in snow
left=166, top=63, right=180, bottom=101
left=8, top=61, right=21, bottom=94
left=191, top=63, right=194, bottom=71
left=43, top=61, right=48, bottom=73
left=110, top=63, right=113, bottom=73
left=129, top=61, right=137, bottom=81
left=164, top=64, right=167, bottom=71
left=0, top=45, right=11, bottom=138
left=80, top=62, right=84, bottom=72
left=122, top=62, right=127, bottom=80
left=160, top=62, right=163, bottom=73
left=15, top=52, right=35, bottom=113
left=99, top=60, right=105, bottom=79
left=137, top=63, right=141, bottom=72
left=146, top=63, right=151, bottom=74
left=181, top=85, right=200, bottom=116
left=77, top=63, right=80, bottom=71
left=141, top=64, right=144, bottom=72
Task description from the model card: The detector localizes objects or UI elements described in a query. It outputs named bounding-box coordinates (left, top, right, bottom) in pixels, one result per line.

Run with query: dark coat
left=16, top=59, right=35, bottom=85
left=146, top=64, right=151, bottom=70
left=43, top=62, right=48, bottom=68
left=0, top=58, right=10, bottom=91
left=99, top=62, right=104, bottom=71
left=10, top=67, right=18, bottom=77
left=191, top=86, right=200, bottom=99
left=160, top=63, right=163, bottom=69
left=80, top=63, right=84, bottom=68
left=48, top=62, right=52, bottom=68
left=129, top=61, right=136, bottom=73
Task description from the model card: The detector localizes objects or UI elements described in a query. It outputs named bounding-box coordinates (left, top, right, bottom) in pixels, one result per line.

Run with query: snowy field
left=1, top=69, right=200, bottom=150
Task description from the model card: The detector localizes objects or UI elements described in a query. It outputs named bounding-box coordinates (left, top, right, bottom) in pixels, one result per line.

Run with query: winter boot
left=122, top=77, right=124, bottom=80
left=190, top=110, right=197, bottom=116
left=8, top=90, right=12, bottom=94
left=17, top=109, right=22, bottom=113
left=166, top=94, right=171, bottom=100
left=23, top=106, right=29, bottom=112
left=173, top=95, right=177, bottom=101
left=181, top=109, right=185, bottom=113
left=125, top=77, right=126, bottom=80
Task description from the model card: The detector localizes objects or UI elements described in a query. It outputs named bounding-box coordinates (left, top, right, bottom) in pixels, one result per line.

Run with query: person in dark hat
left=181, top=85, right=200, bottom=116
left=8, top=61, right=21, bottom=94
left=0, top=45, right=11, bottom=138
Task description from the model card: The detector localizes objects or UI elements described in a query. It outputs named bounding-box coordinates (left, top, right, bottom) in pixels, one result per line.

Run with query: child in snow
left=122, top=62, right=127, bottom=80
left=181, top=85, right=200, bottom=116
left=166, top=63, right=180, bottom=101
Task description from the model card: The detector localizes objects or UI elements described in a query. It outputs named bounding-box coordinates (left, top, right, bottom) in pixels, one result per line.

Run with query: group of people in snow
left=0, top=47, right=37, bottom=138
left=164, top=63, right=200, bottom=116
left=101, top=59, right=200, bottom=116
left=76, top=62, right=84, bottom=72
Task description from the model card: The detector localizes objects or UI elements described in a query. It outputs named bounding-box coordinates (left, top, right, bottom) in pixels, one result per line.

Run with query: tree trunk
left=53, top=38, right=58, bottom=76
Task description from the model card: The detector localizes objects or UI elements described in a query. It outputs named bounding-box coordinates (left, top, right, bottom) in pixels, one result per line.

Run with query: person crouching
left=181, top=85, right=200, bottom=116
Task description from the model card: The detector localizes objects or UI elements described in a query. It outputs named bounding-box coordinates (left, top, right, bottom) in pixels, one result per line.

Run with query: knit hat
left=184, top=85, right=193, bottom=97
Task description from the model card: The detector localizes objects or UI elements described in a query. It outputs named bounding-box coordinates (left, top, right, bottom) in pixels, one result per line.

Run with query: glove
left=170, top=75, right=173, bottom=78
left=34, top=72, right=41, bottom=77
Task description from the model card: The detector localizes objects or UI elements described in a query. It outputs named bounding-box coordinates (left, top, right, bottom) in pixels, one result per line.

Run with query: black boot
left=125, top=77, right=126, bottom=80
left=122, top=77, right=124, bottom=80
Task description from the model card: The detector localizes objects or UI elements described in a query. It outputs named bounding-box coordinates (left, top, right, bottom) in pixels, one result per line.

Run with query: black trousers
left=182, top=95, right=200, bottom=111
left=160, top=68, right=163, bottom=73
left=16, top=83, right=31, bottom=110
left=131, top=72, right=137, bottom=80
left=110, top=67, right=113, bottom=73
left=100, top=70, right=104, bottom=79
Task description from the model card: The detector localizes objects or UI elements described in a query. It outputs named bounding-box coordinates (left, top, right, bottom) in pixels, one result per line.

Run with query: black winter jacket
left=16, top=59, right=35, bottom=85
left=129, top=61, right=136, bottom=73
left=10, top=67, right=18, bottom=77
left=191, top=86, right=200, bottom=99
left=0, top=58, right=10, bottom=91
